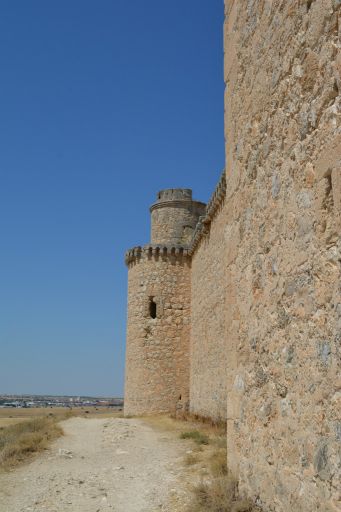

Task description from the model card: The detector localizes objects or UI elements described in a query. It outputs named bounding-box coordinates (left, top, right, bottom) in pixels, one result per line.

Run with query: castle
left=124, top=1, right=341, bottom=511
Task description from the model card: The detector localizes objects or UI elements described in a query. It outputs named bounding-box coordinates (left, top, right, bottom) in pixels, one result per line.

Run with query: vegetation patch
left=175, top=412, right=227, bottom=433
left=185, top=451, right=200, bottom=466
left=188, top=454, right=260, bottom=512
left=0, top=417, right=63, bottom=470
left=189, top=473, right=258, bottom=512
left=180, top=430, right=210, bottom=445
left=182, top=425, right=261, bottom=512
left=144, top=414, right=261, bottom=510
left=210, top=447, right=228, bottom=477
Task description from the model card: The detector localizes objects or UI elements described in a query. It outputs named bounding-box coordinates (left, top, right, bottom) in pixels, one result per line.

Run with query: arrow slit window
left=149, top=297, right=157, bottom=319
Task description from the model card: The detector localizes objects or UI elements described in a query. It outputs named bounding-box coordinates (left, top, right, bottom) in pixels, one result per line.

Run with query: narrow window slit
left=149, top=297, right=157, bottom=319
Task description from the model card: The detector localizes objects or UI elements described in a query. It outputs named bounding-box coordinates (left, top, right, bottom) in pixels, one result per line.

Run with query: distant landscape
left=0, top=394, right=123, bottom=410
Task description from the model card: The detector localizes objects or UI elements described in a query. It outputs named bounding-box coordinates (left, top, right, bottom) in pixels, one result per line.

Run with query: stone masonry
left=124, top=1, right=340, bottom=510
left=124, top=189, right=205, bottom=416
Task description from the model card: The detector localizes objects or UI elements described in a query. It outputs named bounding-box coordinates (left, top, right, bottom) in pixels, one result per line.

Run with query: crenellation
left=125, top=244, right=191, bottom=266
left=188, top=170, right=227, bottom=255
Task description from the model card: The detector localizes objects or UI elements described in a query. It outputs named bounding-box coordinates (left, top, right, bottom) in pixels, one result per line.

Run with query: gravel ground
left=0, top=417, right=191, bottom=512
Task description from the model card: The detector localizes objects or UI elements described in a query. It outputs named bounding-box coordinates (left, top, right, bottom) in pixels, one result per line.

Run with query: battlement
left=155, top=188, right=192, bottom=202
left=189, top=170, right=226, bottom=255
left=125, top=244, right=191, bottom=266
left=150, top=189, right=205, bottom=213
left=125, top=175, right=227, bottom=265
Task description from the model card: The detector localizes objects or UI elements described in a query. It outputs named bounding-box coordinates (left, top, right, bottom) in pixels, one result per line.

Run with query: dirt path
left=0, top=417, right=191, bottom=512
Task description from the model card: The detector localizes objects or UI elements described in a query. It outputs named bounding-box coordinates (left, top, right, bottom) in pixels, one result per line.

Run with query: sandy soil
left=0, top=417, right=191, bottom=512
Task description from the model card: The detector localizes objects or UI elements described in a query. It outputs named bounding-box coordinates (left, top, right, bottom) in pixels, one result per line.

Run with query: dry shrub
left=175, top=412, right=227, bottom=435
left=180, top=430, right=210, bottom=445
left=210, top=446, right=228, bottom=477
left=213, top=435, right=227, bottom=449
left=191, top=474, right=236, bottom=512
left=0, top=417, right=63, bottom=470
left=185, top=452, right=199, bottom=466
left=187, top=436, right=260, bottom=512
left=189, top=474, right=259, bottom=512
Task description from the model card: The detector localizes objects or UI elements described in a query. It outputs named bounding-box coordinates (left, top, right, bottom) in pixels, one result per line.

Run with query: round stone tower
left=150, top=189, right=206, bottom=245
left=124, top=188, right=206, bottom=416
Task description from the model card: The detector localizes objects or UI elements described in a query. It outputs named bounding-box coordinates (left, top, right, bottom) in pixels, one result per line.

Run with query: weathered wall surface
left=190, top=197, right=228, bottom=420
left=221, top=1, right=341, bottom=510
left=124, top=253, right=191, bottom=416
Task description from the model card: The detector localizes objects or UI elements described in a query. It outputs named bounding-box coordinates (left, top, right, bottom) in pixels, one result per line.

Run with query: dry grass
left=180, top=430, right=210, bottom=445
left=0, top=417, right=63, bottom=470
left=185, top=452, right=200, bottom=466
left=188, top=446, right=260, bottom=512
left=0, top=407, right=122, bottom=470
left=190, top=474, right=258, bottom=512
left=189, top=441, right=259, bottom=512
left=177, top=419, right=260, bottom=512
left=141, top=414, right=188, bottom=433
left=175, top=412, right=227, bottom=434
left=0, top=407, right=122, bottom=428
left=137, top=414, right=260, bottom=511
left=210, top=447, right=228, bottom=477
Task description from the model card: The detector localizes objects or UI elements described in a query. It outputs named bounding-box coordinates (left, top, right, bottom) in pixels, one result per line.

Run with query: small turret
left=150, top=188, right=206, bottom=245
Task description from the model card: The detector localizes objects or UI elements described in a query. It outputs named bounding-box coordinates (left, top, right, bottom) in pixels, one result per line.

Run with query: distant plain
left=0, top=407, right=122, bottom=427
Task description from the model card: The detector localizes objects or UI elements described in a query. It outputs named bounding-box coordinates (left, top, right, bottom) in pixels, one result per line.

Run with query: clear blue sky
left=0, top=1, right=225, bottom=397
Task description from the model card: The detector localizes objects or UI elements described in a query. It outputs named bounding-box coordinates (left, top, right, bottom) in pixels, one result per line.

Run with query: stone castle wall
left=190, top=190, right=228, bottom=420
left=219, top=0, right=340, bottom=509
